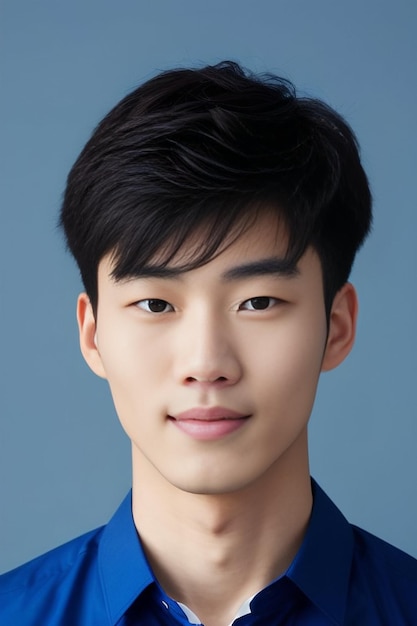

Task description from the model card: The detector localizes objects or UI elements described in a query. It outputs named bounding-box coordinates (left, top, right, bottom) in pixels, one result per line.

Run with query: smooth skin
left=78, top=212, right=357, bottom=626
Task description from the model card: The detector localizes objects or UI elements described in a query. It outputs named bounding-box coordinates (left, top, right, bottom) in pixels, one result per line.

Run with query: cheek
left=99, top=315, right=167, bottom=377
left=97, top=322, right=169, bottom=421
left=244, top=313, right=326, bottom=405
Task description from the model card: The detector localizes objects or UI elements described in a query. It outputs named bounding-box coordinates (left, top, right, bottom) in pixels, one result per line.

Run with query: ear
left=77, top=293, right=107, bottom=379
left=321, top=283, right=358, bottom=372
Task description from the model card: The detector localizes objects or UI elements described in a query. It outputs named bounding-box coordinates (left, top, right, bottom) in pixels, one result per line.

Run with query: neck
left=131, top=430, right=312, bottom=626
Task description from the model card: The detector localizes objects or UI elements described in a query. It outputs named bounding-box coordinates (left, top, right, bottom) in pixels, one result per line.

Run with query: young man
left=1, top=61, right=416, bottom=625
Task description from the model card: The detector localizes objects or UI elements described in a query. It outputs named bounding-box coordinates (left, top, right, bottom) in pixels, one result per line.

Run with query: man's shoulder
left=351, top=524, right=417, bottom=578
left=0, top=525, right=104, bottom=592
left=0, top=525, right=106, bottom=625
left=348, top=524, right=417, bottom=618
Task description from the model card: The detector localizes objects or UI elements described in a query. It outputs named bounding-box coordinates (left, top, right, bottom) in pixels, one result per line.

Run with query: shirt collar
left=286, top=479, right=354, bottom=624
left=98, top=480, right=354, bottom=625
left=98, top=492, right=154, bottom=624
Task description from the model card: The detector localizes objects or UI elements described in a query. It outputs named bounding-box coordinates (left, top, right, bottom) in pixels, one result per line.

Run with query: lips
left=172, top=407, right=248, bottom=421
left=169, top=407, right=250, bottom=440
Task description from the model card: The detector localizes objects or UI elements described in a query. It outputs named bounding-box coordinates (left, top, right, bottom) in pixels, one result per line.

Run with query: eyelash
left=238, top=297, right=280, bottom=311
left=135, top=296, right=280, bottom=314
left=136, top=299, right=174, bottom=313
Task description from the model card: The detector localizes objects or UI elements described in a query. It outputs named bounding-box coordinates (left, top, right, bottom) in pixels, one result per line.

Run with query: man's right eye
left=136, top=299, right=174, bottom=313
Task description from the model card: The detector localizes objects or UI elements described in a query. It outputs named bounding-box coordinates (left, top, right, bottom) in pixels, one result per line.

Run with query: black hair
left=60, top=61, right=372, bottom=317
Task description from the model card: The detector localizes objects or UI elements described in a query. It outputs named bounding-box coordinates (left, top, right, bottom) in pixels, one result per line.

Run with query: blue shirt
left=1, top=481, right=416, bottom=625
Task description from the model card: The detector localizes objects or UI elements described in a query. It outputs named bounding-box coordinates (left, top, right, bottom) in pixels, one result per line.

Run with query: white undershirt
left=177, top=594, right=254, bottom=625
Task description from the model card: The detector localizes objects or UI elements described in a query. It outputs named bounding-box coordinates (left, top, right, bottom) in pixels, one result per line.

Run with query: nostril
left=184, top=375, right=229, bottom=384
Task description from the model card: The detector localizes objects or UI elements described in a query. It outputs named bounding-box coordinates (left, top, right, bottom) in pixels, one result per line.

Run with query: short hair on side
left=60, top=61, right=372, bottom=316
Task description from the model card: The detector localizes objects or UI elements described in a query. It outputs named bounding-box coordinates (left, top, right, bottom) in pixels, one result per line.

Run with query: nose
left=174, top=308, right=243, bottom=388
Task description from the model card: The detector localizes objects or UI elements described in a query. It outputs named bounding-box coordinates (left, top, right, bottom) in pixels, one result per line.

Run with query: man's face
left=78, top=213, right=356, bottom=496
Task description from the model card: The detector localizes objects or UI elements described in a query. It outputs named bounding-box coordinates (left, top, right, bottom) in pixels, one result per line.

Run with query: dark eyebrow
left=118, top=256, right=299, bottom=283
left=120, top=266, right=185, bottom=281
left=222, top=257, right=299, bottom=281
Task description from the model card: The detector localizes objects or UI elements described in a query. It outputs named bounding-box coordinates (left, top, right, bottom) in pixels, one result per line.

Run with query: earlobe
left=77, top=293, right=107, bottom=379
left=321, top=283, right=358, bottom=372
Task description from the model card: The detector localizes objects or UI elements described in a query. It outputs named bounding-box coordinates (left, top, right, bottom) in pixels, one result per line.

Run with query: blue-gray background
left=1, top=0, right=416, bottom=573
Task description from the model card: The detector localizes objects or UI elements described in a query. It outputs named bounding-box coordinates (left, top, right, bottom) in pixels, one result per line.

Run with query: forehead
left=178, top=210, right=286, bottom=258
left=104, top=210, right=291, bottom=278
left=96, top=210, right=326, bottom=309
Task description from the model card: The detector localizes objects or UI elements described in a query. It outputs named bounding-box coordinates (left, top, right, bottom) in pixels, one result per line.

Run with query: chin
left=166, top=469, right=263, bottom=497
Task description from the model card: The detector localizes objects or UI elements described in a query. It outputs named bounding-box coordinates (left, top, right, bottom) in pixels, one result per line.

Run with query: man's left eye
left=136, top=299, right=174, bottom=313
left=239, top=297, right=278, bottom=311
